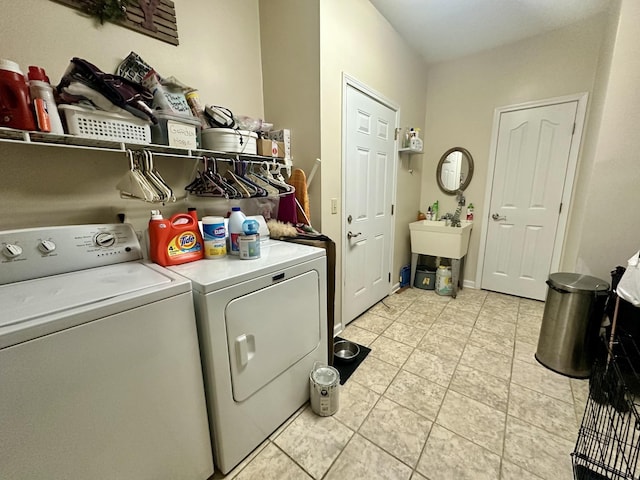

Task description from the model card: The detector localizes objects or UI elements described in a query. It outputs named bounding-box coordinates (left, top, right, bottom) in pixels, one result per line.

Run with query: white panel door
left=481, top=101, right=578, bottom=300
left=343, top=85, right=395, bottom=323
left=441, top=151, right=462, bottom=191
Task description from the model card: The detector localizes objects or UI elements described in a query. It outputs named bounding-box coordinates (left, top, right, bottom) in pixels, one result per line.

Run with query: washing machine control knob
left=94, top=232, right=116, bottom=248
left=38, top=240, right=56, bottom=254
left=3, top=243, right=23, bottom=259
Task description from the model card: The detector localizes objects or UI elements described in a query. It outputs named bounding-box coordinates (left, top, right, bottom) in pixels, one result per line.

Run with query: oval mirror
left=436, top=147, right=474, bottom=194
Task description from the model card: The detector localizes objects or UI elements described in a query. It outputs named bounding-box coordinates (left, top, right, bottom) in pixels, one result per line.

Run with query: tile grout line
left=221, top=290, right=557, bottom=480
left=269, top=439, right=320, bottom=480
left=285, top=292, right=534, bottom=479
left=409, top=291, right=477, bottom=480
left=262, top=294, right=409, bottom=480
left=354, top=292, right=449, bottom=479
left=326, top=299, right=413, bottom=478
left=396, top=292, right=450, bottom=480
left=497, top=297, right=521, bottom=479
left=369, top=300, right=434, bottom=476
left=433, top=292, right=512, bottom=467
left=407, top=290, right=531, bottom=479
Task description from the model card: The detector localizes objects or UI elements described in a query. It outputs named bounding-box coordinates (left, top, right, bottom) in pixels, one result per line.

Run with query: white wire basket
left=59, top=105, right=151, bottom=144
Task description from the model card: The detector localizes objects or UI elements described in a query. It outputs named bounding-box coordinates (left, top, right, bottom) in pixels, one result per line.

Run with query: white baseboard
left=334, top=324, right=343, bottom=338
left=337, top=282, right=401, bottom=337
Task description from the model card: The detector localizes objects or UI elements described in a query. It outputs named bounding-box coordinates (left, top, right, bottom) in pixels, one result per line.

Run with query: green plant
left=86, top=0, right=130, bottom=24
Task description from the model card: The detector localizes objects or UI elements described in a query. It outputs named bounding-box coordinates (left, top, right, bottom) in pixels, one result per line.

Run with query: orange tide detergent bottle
left=148, top=209, right=204, bottom=266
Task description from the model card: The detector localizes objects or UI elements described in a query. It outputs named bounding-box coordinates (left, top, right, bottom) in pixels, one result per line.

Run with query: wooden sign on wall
left=52, top=0, right=179, bottom=46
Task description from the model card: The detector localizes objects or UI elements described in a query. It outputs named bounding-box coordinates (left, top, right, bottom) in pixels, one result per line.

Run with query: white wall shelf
left=398, top=147, right=423, bottom=174
left=0, top=127, right=291, bottom=167
left=398, top=147, right=424, bottom=155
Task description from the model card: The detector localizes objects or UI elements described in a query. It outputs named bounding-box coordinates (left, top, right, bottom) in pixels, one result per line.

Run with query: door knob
left=491, top=213, right=507, bottom=221
left=347, top=231, right=362, bottom=239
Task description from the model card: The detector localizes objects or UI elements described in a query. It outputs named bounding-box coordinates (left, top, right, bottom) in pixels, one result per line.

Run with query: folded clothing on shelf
left=56, top=57, right=157, bottom=124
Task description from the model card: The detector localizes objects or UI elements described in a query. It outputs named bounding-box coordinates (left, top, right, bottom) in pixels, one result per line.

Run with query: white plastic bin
left=201, top=128, right=257, bottom=154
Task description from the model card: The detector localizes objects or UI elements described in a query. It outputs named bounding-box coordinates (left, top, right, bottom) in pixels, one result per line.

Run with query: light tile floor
left=213, top=288, right=589, bottom=480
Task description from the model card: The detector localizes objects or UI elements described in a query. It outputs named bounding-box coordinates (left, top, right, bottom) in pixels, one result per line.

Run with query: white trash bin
left=435, top=265, right=453, bottom=296
left=309, top=362, right=339, bottom=416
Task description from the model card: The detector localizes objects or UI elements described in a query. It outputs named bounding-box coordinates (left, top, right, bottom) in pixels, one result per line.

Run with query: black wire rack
left=572, top=333, right=640, bottom=479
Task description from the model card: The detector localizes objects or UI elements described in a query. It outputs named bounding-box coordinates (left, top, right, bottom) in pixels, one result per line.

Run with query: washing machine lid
left=0, top=262, right=189, bottom=333
left=169, top=239, right=325, bottom=294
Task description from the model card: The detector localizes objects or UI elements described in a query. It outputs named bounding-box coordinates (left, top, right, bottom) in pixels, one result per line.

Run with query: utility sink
left=409, top=220, right=473, bottom=259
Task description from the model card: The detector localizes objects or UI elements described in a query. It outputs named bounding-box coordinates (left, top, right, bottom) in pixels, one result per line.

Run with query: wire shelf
left=0, top=126, right=293, bottom=164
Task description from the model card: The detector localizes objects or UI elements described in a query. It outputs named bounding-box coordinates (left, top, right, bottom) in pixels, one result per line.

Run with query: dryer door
left=226, top=269, right=321, bottom=402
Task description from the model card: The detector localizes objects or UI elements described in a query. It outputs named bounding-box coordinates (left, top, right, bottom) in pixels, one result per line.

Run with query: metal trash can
left=535, top=273, right=609, bottom=378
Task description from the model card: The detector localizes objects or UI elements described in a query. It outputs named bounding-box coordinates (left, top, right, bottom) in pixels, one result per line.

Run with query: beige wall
left=570, top=0, right=640, bottom=279
left=562, top=0, right=621, bottom=274
left=0, top=0, right=264, bottom=231
left=259, top=0, right=322, bottom=226
left=2, top=0, right=264, bottom=117
left=421, top=14, right=607, bottom=285
left=320, top=0, right=428, bottom=330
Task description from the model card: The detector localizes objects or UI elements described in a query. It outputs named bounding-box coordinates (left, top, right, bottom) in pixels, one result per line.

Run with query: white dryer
left=0, top=224, right=213, bottom=480
left=169, top=240, right=327, bottom=474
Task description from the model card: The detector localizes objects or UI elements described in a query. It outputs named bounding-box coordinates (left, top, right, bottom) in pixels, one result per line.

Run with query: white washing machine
left=0, top=224, right=213, bottom=480
left=169, top=240, right=327, bottom=474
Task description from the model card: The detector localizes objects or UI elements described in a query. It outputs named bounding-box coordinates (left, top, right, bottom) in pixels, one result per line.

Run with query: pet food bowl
left=333, top=339, right=360, bottom=362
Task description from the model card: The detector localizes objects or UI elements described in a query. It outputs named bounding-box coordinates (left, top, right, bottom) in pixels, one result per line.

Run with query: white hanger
left=116, top=150, right=157, bottom=202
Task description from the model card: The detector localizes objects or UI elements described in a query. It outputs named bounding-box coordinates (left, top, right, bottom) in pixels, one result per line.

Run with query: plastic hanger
left=210, top=157, right=241, bottom=198
left=185, top=157, right=228, bottom=197
left=130, top=151, right=161, bottom=202
left=246, top=162, right=280, bottom=196
left=143, top=150, right=175, bottom=202
left=232, top=158, right=268, bottom=197
left=116, top=149, right=157, bottom=202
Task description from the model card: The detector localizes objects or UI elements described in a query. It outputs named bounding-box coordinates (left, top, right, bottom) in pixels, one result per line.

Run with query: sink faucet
left=451, top=206, right=462, bottom=227
left=441, top=207, right=463, bottom=227
left=440, top=212, right=460, bottom=227
left=443, top=190, right=464, bottom=227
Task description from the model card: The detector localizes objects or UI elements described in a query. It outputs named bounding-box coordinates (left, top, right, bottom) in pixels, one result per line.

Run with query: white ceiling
left=369, top=0, right=611, bottom=65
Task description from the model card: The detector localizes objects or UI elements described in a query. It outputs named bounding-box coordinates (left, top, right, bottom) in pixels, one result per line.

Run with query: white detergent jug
left=436, top=265, right=453, bottom=296
left=309, top=362, right=339, bottom=416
